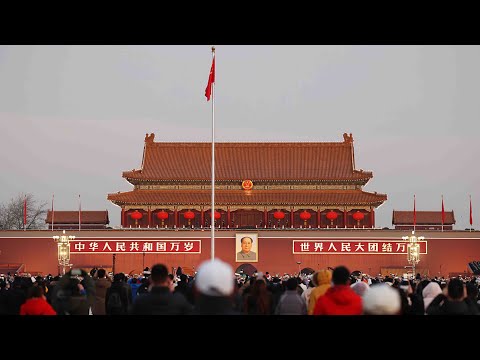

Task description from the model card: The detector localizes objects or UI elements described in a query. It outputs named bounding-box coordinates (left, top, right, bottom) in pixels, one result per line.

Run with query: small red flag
left=470, top=196, right=473, bottom=226
left=413, top=194, right=416, bottom=228
left=23, top=195, right=27, bottom=227
left=205, top=56, right=215, bottom=101
left=441, top=196, right=445, bottom=225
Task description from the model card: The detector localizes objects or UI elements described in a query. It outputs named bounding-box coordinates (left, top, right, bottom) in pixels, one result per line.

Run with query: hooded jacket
left=307, top=270, right=332, bottom=315
left=20, top=297, right=56, bottom=315
left=313, top=285, right=362, bottom=315
left=422, top=282, right=442, bottom=312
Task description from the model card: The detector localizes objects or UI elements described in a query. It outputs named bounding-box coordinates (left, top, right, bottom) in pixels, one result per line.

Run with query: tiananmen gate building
left=107, top=132, right=387, bottom=229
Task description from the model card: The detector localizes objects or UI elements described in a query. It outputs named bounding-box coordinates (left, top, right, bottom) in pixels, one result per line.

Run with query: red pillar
left=344, top=209, right=348, bottom=228
left=317, top=209, right=321, bottom=228
left=174, top=208, right=178, bottom=228
left=227, top=207, right=230, bottom=228
left=121, top=208, right=125, bottom=228
left=147, top=208, right=152, bottom=228
left=264, top=208, right=268, bottom=228
left=201, top=209, right=204, bottom=228
left=371, top=208, right=375, bottom=228
left=290, top=208, right=294, bottom=228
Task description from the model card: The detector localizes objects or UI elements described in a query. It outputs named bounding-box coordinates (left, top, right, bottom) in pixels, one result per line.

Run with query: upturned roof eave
left=108, top=199, right=387, bottom=207
left=122, top=176, right=373, bottom=183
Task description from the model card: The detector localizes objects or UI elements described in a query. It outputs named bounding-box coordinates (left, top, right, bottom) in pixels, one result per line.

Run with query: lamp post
left=53, top=230, right=75, bottom=276
left=402, top=230, right=423, bottom=278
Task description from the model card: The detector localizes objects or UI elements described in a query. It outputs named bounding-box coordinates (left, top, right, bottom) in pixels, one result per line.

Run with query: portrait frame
left=235, top=233, right=258, bottom=263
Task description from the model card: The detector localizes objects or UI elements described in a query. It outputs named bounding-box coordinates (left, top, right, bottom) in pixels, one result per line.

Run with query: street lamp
left=402, top=230, right=423, bottom=278
left=53, top=230, right=75, bottom=275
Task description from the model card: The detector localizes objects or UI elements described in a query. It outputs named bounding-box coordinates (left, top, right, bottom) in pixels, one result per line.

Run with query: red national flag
left=470, top=196, right=473, bottom=226
left=413, top=194, right=416, bottom=227
left=441, top=195, right=445, bottom=225
left=23, top=195, right=27, bottom=227
left=205, top=56, right=215, bottom=101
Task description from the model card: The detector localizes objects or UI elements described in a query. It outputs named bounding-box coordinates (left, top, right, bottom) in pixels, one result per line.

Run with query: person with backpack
left=106, top=273, right=132, bottom=315
left=52, top=274, right=93, bottom=315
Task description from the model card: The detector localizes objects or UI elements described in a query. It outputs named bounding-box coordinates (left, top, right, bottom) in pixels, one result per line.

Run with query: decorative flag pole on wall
left=205, top=46, right=215, bottom=260
left=78, top=194, right=81, bottom=231
left=51, top=194, right=55, bottom=231
left=413, top=194, right=416, bottom=232
left=23, top=194, right=27, bottom=231
left=441, top=195, right=445, bottom=232
left=470, top=195, right=473, bottom=232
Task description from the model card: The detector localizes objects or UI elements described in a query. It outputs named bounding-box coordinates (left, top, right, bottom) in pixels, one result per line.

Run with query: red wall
left=0, top=236, right=59, bottom=274
left=0, top=230, right=479, bottom=277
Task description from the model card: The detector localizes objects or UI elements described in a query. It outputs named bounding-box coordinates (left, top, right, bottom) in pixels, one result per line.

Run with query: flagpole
left=470, top=194, right=473, bottom=232
left=441, top=194, right=444, bottom=232
left=210, top=46, right=215, bottom=261
left=413, top=194, right=416, bottom=233
left=79, top=194, right=81, bottom=231
left=23, top=194, right=27, bottom=231
left=52, top=194, right=55, bottom=231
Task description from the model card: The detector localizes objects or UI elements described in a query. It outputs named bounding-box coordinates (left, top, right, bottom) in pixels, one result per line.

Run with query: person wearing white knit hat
left=362, top=283, right=402, bottom=315
left=192, top=259, right=239, bottom=315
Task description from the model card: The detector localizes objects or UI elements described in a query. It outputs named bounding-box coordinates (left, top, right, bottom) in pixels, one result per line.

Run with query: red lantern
left=273, top=210, right=285, bottom=220
left=352, top=211, right=364, bottom=226
left=183, top=210, right=195, bottom=226
left=326, top=210, right=338, bottom=221
left=183, top=210, right=195, bottom=220
left=299, top=211, right=311, bottom=221
left=157, top=210, right=169, bottom=220
left=157, top=210, right=168, bottom=226
left=130, top=210, right=143, bottom=226
left=352, top=211, right=364, bottom=221
left=130, top=210, right=143, bottom=220
left=214, top=211, right=221, bottom=220
left=299, top=210, right=311, bottom=227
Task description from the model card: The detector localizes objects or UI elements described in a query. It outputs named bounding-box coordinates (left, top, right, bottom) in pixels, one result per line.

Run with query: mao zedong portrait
left=236, top=236, right=257, bottom=261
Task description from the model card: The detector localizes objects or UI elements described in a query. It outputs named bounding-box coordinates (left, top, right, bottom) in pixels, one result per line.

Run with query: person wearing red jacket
left=20, top=286, right=56, bottom=315
left=313, top=266, right=362, bottom=315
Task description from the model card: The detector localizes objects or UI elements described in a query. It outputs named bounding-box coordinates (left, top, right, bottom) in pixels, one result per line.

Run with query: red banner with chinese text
left=70, top=240, right=201, bottom=254
left=293, top=240, right=427, bottom=254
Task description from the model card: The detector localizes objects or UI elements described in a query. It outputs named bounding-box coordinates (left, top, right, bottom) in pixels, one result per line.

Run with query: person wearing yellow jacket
left=307, top=269, right=332, bottom=315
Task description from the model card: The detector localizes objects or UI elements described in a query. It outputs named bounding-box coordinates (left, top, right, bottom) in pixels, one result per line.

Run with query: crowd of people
left=1, top=261, right=479, bottom=315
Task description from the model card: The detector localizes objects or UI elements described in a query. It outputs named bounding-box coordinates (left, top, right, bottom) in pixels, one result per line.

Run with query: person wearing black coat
left=129, top=264, right=192, bottom=315
left=106, top=273, right=132, bottom=315
left=190, top=259, right=240, bottom=315
left=3, top=277, right=30, bottom=315
left=426, top=278, right=477, bottom=315
left=464, top=282, right=480, bottom=315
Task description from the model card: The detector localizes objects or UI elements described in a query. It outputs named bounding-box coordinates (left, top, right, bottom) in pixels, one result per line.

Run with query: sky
left=1, top=45, right=479, bottom=230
